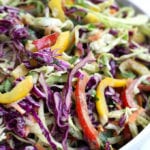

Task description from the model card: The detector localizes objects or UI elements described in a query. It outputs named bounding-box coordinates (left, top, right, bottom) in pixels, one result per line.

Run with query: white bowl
left=120, top=124, right=150, bottom=150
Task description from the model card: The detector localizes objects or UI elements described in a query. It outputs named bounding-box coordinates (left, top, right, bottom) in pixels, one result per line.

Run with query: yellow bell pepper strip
left=11, top=64, right=29, bottom=79
left=62, top=0, right=74, bottom=6
left=75, top=72, right=100, bottom=149
left=0, top=76, right=33, bottom=104
left=83, top=13, right=100, bottom=24
left=119, top=59, right=150, bottom=76
left=51, top=31, right=71, bottom=54
left=96, top=78, right=127, bottom=125
left=48, top=0, right=66, bottom=22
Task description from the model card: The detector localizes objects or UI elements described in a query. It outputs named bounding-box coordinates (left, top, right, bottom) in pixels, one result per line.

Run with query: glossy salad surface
left=0, top=0, right=150, bottom=150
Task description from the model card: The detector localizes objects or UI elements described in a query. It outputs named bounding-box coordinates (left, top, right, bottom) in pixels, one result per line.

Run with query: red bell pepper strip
left=138, top=84, right=150, bottom=92
left=75, top=72, right=100, bottom=150
left=32, top=32, right=59, bottom=50
left=121, top=79, right=138, bottom=108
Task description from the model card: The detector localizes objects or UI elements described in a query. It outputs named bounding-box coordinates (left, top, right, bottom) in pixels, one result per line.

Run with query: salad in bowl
left=0, top=0, right=150, bottom=149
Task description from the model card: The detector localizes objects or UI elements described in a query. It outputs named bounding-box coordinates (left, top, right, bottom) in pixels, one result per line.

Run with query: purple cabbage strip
left=4, top=109, right=26, bottom=137
left=86, top=74, right=101, bottom=126
left=19, top=100, right=34, bottom=113
left=86, top=74, right=101, bottom=91
left=110, top=5, right=119, bottom=11
left=53, top=92, right=64, bottom=127
left=40, top=51, right=96, bottom=150
left=30, top=48, right=70, bottom=71
left=47, top=88, right=55, bottom=111
left=119, top=113, right=126, bottom=127
left=32, top=85, right=46, bottom=99
left=65, top=7, right=87, bottom=16
left=63, top=51, right=95, bottom=116
left=109, top=60, right=117, bottom=77
left=32, top=110, right=57, bottom=150
left=128, top=30, right=134, bottom=36
left=0, top=145, right=12, bottom=150
left=38, top=73, right=54, bottom=112
left=109, top=29, right=118, bottom=36
left=53, top=92, right=70, bottom=149
left=105, top=87, right=121, bottom=104
left=0, top=19, right=13, bottom=34
left=76, top=42, right=85, bottom=56
left=79, top=28, right=89, bottom=38
left=39, top=73, right=49, bottom=99
left=13, top=39, right=25, bottom=53
left=22, top=146, right=37, bottom=150
left=0, top=43, right=5, bottom=57
left=0, top=6, right=30, bottom=69
left=23, top=60, right=36, bottom=69
left=88, top=0, right=107, bottom=4
left=105, top=87, right=122, bottom=111
left=74, top=70, right=84, bottom=79
left=0, top=105, right=7, bottom=116
left=0, top=25, right=8, bottom=34
left=26, top=96, right=40, bottom=107
left=110, top=45, right=130, bottom=57
left=86, top=95, right=99, bottom=127
left=129, top=42, right=138, bottom=49
left=32, top=48, right=55, bottom=64
left=19, top=96, right=40, bottom=113
left=0, top=6, right=19, bottom=14
left=56, top=59, right=71, bottom=71
left=105, top=141, right=111, bottom=150
left=60, top=51, right=95, bottom=149
left=9, top=25, right=29, bottom=39
left=12, top=137, right=37, bottom=150
left=65, top=7, right=77, bottom=15
left=105, top=87, right=115, bottom=96
left=76, top=42, right=90, bottom=57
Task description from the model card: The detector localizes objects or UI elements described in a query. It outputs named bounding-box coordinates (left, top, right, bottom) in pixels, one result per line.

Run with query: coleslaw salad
left=0, top=0, right=150, bottom=150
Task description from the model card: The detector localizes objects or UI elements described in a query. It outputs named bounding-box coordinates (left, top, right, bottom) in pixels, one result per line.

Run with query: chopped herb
left=90, top=89, right=99, bottom=101
left=76, top=0, right=87, bottom=7
left=4, top=79, right=12, bottom=92
left=69, top=56, right=79, bottom=64
left=121, top=71, right=136, bottom=79
left=91, top=89, right=96, bottom=97
left=0, top=79, right=13, bottom=93
left=87, top=24, right=96, bottom=31
left=99, top=131, right=113, bottom=146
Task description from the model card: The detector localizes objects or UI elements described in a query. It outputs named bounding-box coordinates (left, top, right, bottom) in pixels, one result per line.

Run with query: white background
left=129, top=0, right=150, bottom=16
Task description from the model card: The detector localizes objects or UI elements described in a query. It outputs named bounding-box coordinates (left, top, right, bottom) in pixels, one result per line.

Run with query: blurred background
left=128, top=0, right=150, bottom=16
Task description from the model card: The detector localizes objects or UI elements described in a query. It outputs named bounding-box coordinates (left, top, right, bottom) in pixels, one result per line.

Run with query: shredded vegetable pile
left=0, top=0, right=150, bottom=150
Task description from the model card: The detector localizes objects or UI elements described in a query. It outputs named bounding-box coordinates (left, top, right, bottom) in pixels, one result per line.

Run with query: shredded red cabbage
left=9, top=25, right=29, bottom=39
left=86, top=74, right=101, bottom=91
left=31, top=110, right=57, bottom=150
left=4, top=109, right=26, bottom=137
left=88, top=0, right=107, bottom=4
left=0, top=144, right=12, bottom=150
left=110, top=45, right=130, bottom=57
left=119, top=113, right=126, bottom=127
